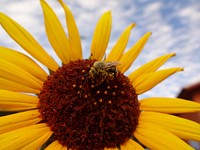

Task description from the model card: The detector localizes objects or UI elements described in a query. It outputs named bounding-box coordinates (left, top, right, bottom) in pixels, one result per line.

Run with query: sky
left=0, top=0, right=200, bottom=99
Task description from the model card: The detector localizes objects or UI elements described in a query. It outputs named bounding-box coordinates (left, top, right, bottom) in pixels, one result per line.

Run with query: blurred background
left=0, top=0, right=200, bottom=99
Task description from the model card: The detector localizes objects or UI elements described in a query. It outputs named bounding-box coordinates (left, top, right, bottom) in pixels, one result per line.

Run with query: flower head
left=0, top=0, right=200, bottom=150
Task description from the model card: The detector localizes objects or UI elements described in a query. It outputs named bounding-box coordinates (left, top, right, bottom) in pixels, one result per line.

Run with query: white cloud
left=179, top=6, right=200, bottom=23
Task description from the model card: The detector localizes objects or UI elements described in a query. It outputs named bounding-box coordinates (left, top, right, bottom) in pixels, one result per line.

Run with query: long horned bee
left=89, top=61, right=120, bottom=86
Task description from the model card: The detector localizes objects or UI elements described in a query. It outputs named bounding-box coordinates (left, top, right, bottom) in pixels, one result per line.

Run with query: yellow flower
left=0, top=0, right=200, bottom=150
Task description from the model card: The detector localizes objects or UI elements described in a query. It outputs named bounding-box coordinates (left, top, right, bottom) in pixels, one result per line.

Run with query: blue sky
left=0, top=0, right=200, bottom=98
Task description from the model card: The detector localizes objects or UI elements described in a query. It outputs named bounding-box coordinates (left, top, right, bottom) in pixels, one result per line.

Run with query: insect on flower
left=89, top=61, right=121, bottom=86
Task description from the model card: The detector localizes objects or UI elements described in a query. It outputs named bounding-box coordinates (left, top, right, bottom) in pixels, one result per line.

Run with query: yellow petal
left=0, top=101, right=37, bottom=111
left=58, top=0, right=82, bottom=60
left=133, top=68, right=183, bottom=94
left=0, top=89, right=38, bottom=104
left=120, top=139, right=144, bottom=150
left=134, top=122, right=194, bottom=150
left=0, top=58, right=43, bottom=89
left=40, top=0, right=73, bottom=64
left=0, top=89, right=39, bottom=110
left=0, top=118, right=40, bottom=135
left=0, top=12, right=59, bottom=71
left=0, top=110, right=40, bottom=127
left=0, top=46, right=48, bottom=81
left=0, top=123, right=52, bottom=150
left=140, top=97, right=200, bottom=113
left=140, top=111, right=200, bottom=141
left=0, top=110, right=41, bottom=134
left=106, top=23, right=136, bottom=61
left=118, top=32, right=151, bottom=73
left=21, top=131, right=52, bottom=150
left=129, top=53, right=176, bottom=83
left=45, top=140, right=67, bottom=150
left=0, top=77, right=40, bottom=94
left=90, top=11, right=112, bottom=60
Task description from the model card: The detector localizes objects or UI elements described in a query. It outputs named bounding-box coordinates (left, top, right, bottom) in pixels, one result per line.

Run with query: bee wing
left=102, top=61, right=121, bottom=68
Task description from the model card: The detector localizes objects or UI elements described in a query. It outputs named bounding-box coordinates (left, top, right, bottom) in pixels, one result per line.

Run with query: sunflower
left=0, top=0, right=200, bottom=150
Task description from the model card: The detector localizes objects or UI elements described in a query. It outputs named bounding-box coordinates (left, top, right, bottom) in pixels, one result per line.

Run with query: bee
left=89, top=61, right=120, bottom=86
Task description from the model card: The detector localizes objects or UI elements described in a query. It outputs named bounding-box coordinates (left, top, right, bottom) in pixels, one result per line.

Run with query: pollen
left=107, top=85, right=111, bottom=89
left=108, top=100, right=112, bottom=104
left=38, top=59, right=139, bottom=150
left=112, top=92, right=116, bottom=96
left=96, top=90, right=101, bottom=94
left=99, top=98, right=103, bottom=103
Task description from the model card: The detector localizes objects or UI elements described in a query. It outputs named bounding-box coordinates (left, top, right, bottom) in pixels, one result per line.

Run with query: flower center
left=38, top=59, right=140, bottom=150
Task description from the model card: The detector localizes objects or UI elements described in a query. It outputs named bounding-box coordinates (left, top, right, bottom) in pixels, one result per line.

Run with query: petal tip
left=130, top=22, right=136, bottom=28
left=143, top=31, right=152, bottom=39
left=171, top=52, right=176, bottom=57
left=105, top=10, right=112, bottom=17
left=0, top=12, right=6, bottom=19
left=148, top=31, right=152, bottom=35
left=174, top=67, right=184, bottom=72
